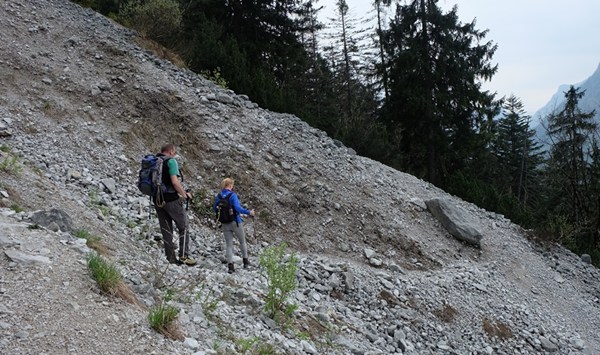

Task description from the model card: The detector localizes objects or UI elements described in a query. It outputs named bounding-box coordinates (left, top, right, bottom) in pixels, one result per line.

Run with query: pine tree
left=372, top=0, right=393, bottom=102
left=380, top=0, right=498, bottom=186
left=322, top=0, right=379, bottom=152
left=494, top=95, right=544, bottom=209
left=545, top=86, right=597, bottom=226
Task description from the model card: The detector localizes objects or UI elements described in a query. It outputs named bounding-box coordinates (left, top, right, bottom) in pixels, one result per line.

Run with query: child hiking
left=213, top=178, right=255, bottom=273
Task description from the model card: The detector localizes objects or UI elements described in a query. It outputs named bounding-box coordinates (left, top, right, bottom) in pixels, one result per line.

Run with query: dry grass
left=296, top=314, right=329, bottom=341
left=482, top=318, right=513, bottom=339
left=113, top=282, right=144, bottom=309
left=158, top=322, right=184, bottom=340
left=135, top=36, right=187, bottom=69
left=433, top=304, right=458, bottom=323
left=86, top=237, right=111, bottom=256
left=379, top=289, right=401, bottom=306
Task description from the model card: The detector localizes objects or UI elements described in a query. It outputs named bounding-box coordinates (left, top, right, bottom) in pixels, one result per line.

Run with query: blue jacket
left=213, top=189, right=250, bottom=224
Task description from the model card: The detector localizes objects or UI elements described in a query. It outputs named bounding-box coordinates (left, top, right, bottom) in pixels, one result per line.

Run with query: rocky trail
left=1, top=0, right=599, bottom=354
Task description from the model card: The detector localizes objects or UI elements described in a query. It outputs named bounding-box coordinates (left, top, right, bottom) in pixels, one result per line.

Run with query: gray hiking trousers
left=222, top=221, right=248, bottom=263
left=155, top=199, right=189, bottom=262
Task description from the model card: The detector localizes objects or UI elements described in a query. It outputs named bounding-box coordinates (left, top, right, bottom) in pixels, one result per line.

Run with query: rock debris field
left=1, top=0, right=599, bottom=354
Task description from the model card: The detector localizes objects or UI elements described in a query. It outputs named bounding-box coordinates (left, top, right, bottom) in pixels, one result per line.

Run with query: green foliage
left=447, top=171, right=533, bottom=227
left=88, top=189, right=111, bottom=216
left=0, top=144, right=9, bottom=153
left=259, top=243, right=298, bottom=323
left=88, top=189, right=100, bottom=205
left=235, top=337, right=259, bottom=353
left=73, top=228, right=91, bottom=239
left=71, top=0, right=119, bottom=14
left=544, top=86, right=597, bottom=224
left=200, top=67, right=228, bottom=89
left=0, top=154, right=23, bottom=175
left=232, top=336, right=276, bottom=355
left=380, top=0, right=498, bottom=186
left=492, top=95, right=545, bottom=211
left=189, top=187, right=215, bottom=219
left=10, top=204, right=23, bottom=213
left=86, top=252, right=122, bottom=294
left=27, top=224, right=41, bottom=230
left=148, top=302, right=179, bottom=332
left=119, top=0, right=182, bottom=43
left=195, top=284, right=219, bottom=320
left=538, top=86, right=599, bottom=258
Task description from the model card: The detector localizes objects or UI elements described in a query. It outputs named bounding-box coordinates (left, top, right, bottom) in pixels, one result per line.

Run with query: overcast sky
left=320, top=0, right=600, bottom=114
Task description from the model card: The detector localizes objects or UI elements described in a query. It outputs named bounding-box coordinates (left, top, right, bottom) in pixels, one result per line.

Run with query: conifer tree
left=545, top=86, right=597, bottom=226
left=380, top=0, right=498, bottom=186
left=494, top=95, right=544, bottom=209
left=322, top=0, right=379, bottom=152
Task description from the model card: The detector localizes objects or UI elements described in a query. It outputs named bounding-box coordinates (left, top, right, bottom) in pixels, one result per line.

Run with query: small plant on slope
left=86, top=252, right=139, bottom=306
left=259, top=243, right=299, bottom=324
left=148, top=302, right=183, bottom=340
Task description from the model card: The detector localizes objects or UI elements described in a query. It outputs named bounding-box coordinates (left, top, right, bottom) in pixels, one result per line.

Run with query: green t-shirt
left=166, top=158, right=180, bottom=177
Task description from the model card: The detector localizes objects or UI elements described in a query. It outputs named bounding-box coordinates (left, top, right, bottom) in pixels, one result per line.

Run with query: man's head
left=161, top=143, right=176, bottom=157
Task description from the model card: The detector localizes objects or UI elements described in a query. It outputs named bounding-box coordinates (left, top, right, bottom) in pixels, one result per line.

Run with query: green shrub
left=190, top=187, right=215, bottom=219
left=86, top=252, right=122, bottom=294
left=200, top=67, right=228, bottom=89
left=119, top=0, right=182, bottom=42
left=259, top=243, right=298, bottom=322
left=0, top=155, right=23, bottom=175
left=10, top=204, right=23, bottom=213
left=73, top=228, right=91, bottom=239
left=195, top=283, right=219, bottom=320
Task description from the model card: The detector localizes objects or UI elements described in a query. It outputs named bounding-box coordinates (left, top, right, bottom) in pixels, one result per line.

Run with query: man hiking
left=153, top=144, right=196, bottom=266
left=213, top=178, right=255, bottom=273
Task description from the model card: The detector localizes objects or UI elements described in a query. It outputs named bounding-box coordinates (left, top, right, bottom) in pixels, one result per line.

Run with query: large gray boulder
left=30, top=208, right=74, bottom=232
left=425, top=198, right=482, bottom=248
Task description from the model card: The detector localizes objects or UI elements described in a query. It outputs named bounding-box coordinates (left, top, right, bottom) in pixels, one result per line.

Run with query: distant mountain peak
left=532, top=61, right=600, bottom=133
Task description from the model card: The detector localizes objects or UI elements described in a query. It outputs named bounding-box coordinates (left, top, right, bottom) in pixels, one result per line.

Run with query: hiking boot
left=227, top=263, right=235, bottom=274
left=243, top=258, right=250, bottom=269
left=169, top=258, right=183, bottom=265
left=179, top=255, right=197, bottom=266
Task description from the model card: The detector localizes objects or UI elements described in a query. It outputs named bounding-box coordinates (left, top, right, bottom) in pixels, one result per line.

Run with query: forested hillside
left=2, top=0, right=600, bottom=354
left=76, top=0, right=599, bottom=263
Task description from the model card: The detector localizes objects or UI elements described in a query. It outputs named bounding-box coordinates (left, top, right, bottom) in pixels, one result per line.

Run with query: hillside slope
left=1, top=0, right=599, bottom=354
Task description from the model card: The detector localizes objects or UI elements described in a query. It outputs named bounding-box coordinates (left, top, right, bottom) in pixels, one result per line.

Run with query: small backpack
left=216, top=192, right=236, bottom=224
left=137, top=154, right=170, bottom=197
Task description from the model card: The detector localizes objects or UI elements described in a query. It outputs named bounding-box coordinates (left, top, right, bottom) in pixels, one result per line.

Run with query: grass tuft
left=87, top=252, right=122, bottom=294
left=148, top=303, right=184, bottom=340
left=74, top=228, right=110, bottom=255
left=86, top=252, right=140, bottom=307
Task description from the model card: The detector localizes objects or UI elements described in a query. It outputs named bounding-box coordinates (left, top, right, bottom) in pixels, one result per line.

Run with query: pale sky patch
left=319, top=0, right=600, bottom=114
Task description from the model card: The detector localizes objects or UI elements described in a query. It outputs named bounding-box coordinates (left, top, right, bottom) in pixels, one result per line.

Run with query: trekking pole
left=183, top=189, right=191, bottom=259
left=185, top=188, right=191, bottom=211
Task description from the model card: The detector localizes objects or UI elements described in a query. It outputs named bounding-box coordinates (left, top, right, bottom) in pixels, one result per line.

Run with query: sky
left=319, top=0, right=600, bottom=114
